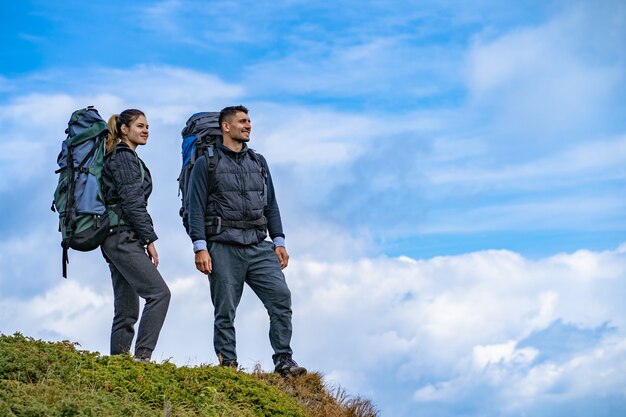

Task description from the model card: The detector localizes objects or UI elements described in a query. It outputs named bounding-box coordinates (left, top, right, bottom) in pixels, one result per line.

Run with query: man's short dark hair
left=219, top=105, right=249, bottom=131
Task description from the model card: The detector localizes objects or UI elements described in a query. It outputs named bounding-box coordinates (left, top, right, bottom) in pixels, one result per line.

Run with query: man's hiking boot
left=220, top=359, right=239, bottom=369
left=274, top=354, right=307, bottom=377
left=134, top=348, right=152, bottom=362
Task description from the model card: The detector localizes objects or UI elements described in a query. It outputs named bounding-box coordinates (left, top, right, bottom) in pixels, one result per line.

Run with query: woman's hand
left=146, top=242, right=159, bottom=268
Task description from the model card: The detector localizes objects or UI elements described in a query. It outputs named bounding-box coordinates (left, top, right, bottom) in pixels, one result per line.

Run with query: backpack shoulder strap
left=106, top=143, right=144, bottom=179
left=137, top=156, right=146, bottom=183
left=248, top=148, right=267, bottom=180
left=204, top=143, right=219, bottom=190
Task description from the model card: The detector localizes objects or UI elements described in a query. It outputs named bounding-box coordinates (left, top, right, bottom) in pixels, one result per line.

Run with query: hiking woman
left=101, top=109, right=170, bottom=361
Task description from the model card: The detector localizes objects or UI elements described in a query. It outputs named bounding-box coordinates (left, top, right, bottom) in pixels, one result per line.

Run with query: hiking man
left=187, top=105, right=306, bottom=377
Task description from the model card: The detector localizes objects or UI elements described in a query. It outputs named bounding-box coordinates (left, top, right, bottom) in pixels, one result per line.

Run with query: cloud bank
left=2, top=244, right=625, bottom=416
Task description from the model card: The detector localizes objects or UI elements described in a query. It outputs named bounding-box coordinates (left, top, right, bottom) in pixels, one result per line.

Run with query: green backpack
left=52, top=106, right=110, bottom=278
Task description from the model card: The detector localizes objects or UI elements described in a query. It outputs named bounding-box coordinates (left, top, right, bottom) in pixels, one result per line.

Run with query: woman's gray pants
left=208, top=240, right=293, bottom=364
left=101, top=230, right=170, bottom=359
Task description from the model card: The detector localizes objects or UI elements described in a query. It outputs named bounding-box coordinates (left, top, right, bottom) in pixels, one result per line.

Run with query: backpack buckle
left=205, top=216, right=222, bottom=235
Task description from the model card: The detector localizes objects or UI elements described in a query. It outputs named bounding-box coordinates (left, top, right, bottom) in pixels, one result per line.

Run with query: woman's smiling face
left=121, top=115, right=149, bottom=149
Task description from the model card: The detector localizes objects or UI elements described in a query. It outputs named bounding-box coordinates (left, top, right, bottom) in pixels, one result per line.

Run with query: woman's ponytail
left=106, top=114, right=120, bottom=153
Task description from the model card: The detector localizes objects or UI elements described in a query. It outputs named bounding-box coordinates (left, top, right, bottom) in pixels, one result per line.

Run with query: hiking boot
left=274, top=355, right=307, bottom=377
left=134, top=348, right=152, bottom=362
left=220, top=359, right=239, bottom=369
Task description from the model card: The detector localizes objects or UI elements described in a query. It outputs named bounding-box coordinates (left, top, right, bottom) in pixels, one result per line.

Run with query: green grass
left=0, top=333, right=378, bottom=417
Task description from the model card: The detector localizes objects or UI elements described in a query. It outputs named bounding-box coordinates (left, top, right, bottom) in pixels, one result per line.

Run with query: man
left=188, top=105, right=306, bottom=377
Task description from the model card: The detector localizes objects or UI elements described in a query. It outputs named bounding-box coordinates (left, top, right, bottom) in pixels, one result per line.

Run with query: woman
left=101, top=109, right=170, bottom=361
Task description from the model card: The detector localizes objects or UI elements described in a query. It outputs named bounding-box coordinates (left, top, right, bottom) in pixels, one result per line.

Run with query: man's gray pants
left=208, top=240, right=293, bottom=364
left=101, top=230, right=171, bottom=359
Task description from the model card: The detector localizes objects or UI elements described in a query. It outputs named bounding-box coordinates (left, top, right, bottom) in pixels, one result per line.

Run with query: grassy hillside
left=0, top=333, right=378, bottom=417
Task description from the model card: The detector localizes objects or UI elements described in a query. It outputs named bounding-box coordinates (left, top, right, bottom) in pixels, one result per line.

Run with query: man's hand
left=147, top=242, right=159, bottom=268
left=195, top=250, right=212, bottom=274
left=275, top=246, right=289, bottom=269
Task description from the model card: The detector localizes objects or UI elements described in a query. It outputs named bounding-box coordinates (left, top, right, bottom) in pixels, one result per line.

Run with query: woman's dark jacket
left=102, top=142, right=158, bottom=245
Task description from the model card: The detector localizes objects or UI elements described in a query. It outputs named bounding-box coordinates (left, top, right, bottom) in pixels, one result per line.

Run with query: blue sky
left=1, top=1, right=625, bottom=416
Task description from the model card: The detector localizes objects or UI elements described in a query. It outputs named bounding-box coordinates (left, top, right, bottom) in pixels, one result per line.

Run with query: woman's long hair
left=106, top=109, right=145, bottom=152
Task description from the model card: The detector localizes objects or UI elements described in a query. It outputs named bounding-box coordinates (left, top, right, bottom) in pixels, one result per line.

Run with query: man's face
left=223, top=111, right=251, bottom=143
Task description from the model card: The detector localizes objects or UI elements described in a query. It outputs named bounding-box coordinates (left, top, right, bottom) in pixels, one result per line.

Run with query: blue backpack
left=52, top=106, right=109, bottom=277
left=177, top=112, right=222, bottom=234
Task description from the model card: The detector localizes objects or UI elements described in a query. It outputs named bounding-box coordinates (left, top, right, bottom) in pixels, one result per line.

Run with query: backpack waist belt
left=205, top=216, right=267, bottom=235
left=107, top=224, right=133, bottom=234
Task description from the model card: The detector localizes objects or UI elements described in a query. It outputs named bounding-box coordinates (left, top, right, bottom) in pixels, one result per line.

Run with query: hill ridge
left=0, top=333, right=378, bottom=417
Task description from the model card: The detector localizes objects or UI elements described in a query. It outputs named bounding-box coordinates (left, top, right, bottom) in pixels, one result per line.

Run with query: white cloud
left=420, top=194, right=626, bottom=233
left=472, top=341, right=538, bottom=369
left=466, top=3, right=625, bottom=141
left=252, top=104, right=377, bottom=167
left=141, top=0, right=280, bottom=46
left=427, top=135, right=626, bottom=188
left=495, top=335, right=626, bottom=413
left=414, top=380, right=455, bottom=402
left=0, top=279, right=111, bottom=349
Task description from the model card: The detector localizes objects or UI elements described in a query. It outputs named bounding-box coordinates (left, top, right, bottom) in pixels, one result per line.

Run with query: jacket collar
left=116, top=141, right=132, bottom=151
left=217, top=141, right=249, bottom=156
